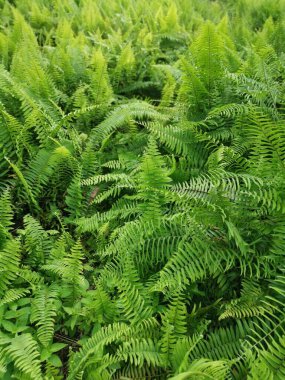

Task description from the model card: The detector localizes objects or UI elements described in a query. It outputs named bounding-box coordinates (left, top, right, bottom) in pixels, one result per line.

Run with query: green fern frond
left=0, top=107, right=24, bottom=178
left=114, top=255, right=153, bottom=323
left=63, top=240, right=85, bottom=288
left=5, top=158, right=39, bottom=209
left=0, top=288, right=30, bottom=307
left=67, top=323, right=130, bottom=380
left=0, top=238, right=21, bottom=295
left=0, top=333, right=42, bottom=379
left=171, top=335, right=203, bottom=374
left=219, top=279, right=267, bottom=320
left=0, top=190, right=13, bottom=244
left=116, top=338, right=162, bottom=368
left=77, top=200, right=139, bottom=232
left=90, top=49, right=113, bottom=110
left=250, top=334, right=285, bottom=380
left=189, top=321, right=253, bottom=361
left=31, top=284, right=59, bottom=346
left=23, top=215, right=52, bottom=266
left=90, top=101, right=168, bottom=146
left=190, top=21, right=227, bottom=108
left=168, top=358, right=229, bottom=380
left=160, top=295, right=187, bottom=366
left=65, top=169, right=84, bottom=219
left=245, top=109, right=285, bottom=172
left=137, top=137, right=172, bottom=224
left=86, top=283, right=115, bottom=323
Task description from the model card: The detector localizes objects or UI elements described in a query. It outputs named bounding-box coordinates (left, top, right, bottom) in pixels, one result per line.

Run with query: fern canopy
left=1, top=0, right=285, bottom=379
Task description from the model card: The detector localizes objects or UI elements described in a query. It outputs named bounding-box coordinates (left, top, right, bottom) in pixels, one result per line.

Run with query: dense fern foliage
left=1, top=0, right=285, bottom=378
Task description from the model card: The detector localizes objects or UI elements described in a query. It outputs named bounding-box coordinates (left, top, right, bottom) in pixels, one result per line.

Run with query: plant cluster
left=1, top=0, right=285, bottom=379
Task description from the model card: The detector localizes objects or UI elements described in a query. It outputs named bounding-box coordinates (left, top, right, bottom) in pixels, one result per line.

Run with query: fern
left=31, top=284, right=59, bottom=346
left=67, top=323, right=129, bottom=379
left=0, top=238, right=21, bottom=295
left=168, top=358, right=229, bottom=380
left=116, top=338, right=162, bottom=368
left=0, top=190, right=13, bottom=245
left=160, top=295, right=187, bottom=366
left=248, top=334, right=285, bottom=379
left=137, top=137, right=172, bottom=225
left=0, top=334, right=42, bottom=379
left=23, top=215, right=52, bottom=266
left=0, top=1, right=285, bottom=378
left=89, top=100, right=168, bottom=146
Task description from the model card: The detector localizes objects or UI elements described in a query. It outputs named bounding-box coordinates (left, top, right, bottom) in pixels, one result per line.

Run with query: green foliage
left=1, top=0, right=285, bottom=378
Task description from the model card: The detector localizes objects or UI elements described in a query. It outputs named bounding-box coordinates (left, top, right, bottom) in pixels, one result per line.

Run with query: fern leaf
left=0, top=334, right=42, bottom=379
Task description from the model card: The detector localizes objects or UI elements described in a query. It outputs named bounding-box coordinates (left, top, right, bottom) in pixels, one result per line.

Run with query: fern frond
left=171, top=335, right=203, bottom=374
left=137, top=137, right=172, bottom=224
left=0, top=288, right=30, bottom=307
left=23, top=215, right=52, bottom=266
left=5, top=158, right=39, bottom=209
left=160, top=295, right=187, bottom=366
left=0, top=190, right=13, bottom=244
left=116, top=338, right=162, bottom=368
left=67, top=323, right=130, bottom=380
left=0, top=238, right=21, bottom=295
left=90, top=101, right=168, bottom=145
left=189, top=321, right=253, bottom=361
left=168, top=358, right=229, bottom=380
left=31, top=284, right=59, bottom=346
left=0, top=334, right=42, bottom=379
left=250, top=334, right=285, bottom=380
